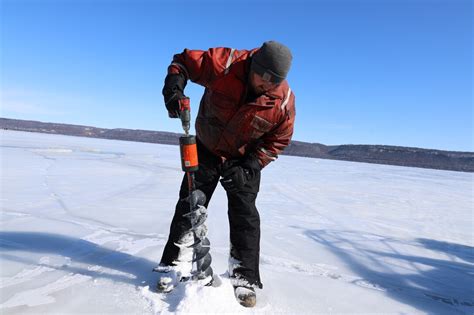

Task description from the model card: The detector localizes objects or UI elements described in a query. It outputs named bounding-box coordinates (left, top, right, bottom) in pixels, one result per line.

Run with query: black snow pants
left=160, top=138, right=262, bottom=288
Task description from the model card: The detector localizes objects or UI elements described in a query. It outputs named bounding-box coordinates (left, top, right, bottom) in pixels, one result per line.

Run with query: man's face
left=249, top=71, right=279, bottom=95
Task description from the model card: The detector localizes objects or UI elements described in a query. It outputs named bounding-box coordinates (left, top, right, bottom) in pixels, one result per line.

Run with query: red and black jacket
left=167, top=47, right=296, bottom=168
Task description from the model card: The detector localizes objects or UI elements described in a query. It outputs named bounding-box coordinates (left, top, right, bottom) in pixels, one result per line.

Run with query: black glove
left=219, top=156, right=261, bottom=193
left=162, top=73, right=187, bottom=118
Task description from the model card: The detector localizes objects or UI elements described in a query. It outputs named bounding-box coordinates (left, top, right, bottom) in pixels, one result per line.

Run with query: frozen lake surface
left=1, top=130, right=473, bottom=314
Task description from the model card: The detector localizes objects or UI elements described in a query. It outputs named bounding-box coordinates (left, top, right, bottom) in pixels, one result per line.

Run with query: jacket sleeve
left=255, top=93, right=296, bottom=168
left=167, top=47, right=233, bottom=88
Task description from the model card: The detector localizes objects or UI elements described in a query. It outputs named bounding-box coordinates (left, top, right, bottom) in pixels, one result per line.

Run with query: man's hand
left=164, top=91, right=185, bottom=118
left=220, top=163, right=250, bottom=193
left=219, top=157, right=261, bottom=193
left=162, top=73, right=187, bottom=118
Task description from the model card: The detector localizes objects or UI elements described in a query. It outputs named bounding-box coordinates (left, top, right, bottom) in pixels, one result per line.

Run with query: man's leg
left=160, top=140, right=221, bottom=266
left=227, top=171, right=263, bottom=288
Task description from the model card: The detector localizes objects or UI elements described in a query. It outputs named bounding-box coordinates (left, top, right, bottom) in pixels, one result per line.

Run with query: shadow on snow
left=296, top=228, right=474, bottom=314
left=0, top=231, right=185, bottom=310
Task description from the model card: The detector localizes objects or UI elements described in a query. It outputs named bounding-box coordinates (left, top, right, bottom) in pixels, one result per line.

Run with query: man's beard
left=249, top=84, right=265, bottom=96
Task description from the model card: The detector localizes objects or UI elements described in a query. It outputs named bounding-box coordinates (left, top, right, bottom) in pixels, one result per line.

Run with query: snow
left=1, top=130, right=473, bottom=314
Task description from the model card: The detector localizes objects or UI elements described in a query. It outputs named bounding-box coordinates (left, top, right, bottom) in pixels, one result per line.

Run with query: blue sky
left=1, top=0, right=472, bottom=151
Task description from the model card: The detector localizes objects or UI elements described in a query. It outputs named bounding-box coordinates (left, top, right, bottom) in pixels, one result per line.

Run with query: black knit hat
left=251, top=41, right=293, bottom=83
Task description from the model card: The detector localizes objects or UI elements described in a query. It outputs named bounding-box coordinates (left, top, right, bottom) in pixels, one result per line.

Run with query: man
left=159, top=41, right=295, bottom=307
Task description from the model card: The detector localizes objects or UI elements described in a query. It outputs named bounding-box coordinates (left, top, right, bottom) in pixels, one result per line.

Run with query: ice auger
left=173, top=97, right=213, bottom=283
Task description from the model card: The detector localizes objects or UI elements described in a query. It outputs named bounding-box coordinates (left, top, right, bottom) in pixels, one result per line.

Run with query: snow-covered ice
left=1, top=130, right=473, bottom=314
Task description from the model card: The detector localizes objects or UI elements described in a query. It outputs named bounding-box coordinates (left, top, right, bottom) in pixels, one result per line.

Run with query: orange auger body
left=178, top=97, right=199, bottom=173
left=180, top=135, right=199, bottom=172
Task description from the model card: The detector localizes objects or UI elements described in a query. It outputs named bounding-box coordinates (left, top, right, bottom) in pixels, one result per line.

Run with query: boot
left=233, top=285, right=256, bottom=307
left=153, top=263, right=182, bottom=293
